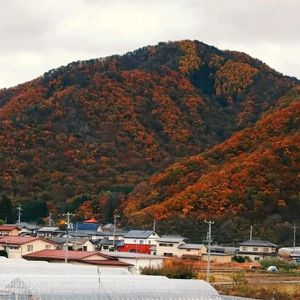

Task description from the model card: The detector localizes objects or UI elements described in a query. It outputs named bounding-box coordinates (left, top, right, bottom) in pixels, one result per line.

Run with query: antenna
left=204, top=220, right=214, bottom=283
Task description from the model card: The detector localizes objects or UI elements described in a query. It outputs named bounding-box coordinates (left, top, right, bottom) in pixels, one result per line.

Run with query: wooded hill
left=0, top=40, right=299, bottom=242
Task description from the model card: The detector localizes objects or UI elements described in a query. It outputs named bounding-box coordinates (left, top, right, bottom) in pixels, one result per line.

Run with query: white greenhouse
left=0, top=258, right=253, bottom=299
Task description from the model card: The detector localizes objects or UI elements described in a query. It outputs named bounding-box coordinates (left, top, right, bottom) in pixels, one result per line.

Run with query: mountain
left=0, top=40, right=298, bottom=227
left=122, top=88, right=300, bottom=243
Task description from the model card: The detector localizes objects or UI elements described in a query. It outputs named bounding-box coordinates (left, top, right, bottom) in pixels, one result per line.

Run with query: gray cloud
left=0, top=0, right=299, bottom=88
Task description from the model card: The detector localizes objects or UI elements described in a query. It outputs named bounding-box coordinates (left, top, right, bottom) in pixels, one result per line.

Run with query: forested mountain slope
left=122, top=89, right=300, bottom=242
left=0, top=40, right=298, bottom=225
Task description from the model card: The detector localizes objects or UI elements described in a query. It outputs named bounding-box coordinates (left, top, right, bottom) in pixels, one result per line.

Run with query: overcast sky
left=1, top=0, right=299, bottom=88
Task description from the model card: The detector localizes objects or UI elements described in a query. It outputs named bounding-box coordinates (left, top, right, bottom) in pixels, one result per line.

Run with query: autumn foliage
left=0, top=40, right=299, bottom=236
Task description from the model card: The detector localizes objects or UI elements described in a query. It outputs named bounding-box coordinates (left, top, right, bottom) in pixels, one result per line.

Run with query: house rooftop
left=239, top=240, right=278, bottom=248
left=23, top=249, right=132, bottom=267
left=0, top=236, right=57, bottom=246
left=37, top=226, right=60, bottom=232
left=178, top=243, right=204, bottom=250
left=0, top=225, right=19, bottom=231
left=17, top=222, right=40, bottom=230
left=104, top=251, right=164, bottom=259
left=124, top=230, right=156, bottom=239
left=23, top=249, right=112, bottom=260
left=157, top=235, right=186, bottom=243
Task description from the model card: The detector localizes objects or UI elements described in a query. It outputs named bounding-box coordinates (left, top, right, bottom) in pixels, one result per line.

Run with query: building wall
left=0, top=240, right=56, bottom=259
left=0, top=229, right=20, bottom=236
left=117, top=244, right=152, bottom=254
left=156, top=242, right=182, bottom=257
left=116, top=257, right=164, bottom=274
left=202, top=254, right=232, bottom=263
left=239, top=246, right=276, bottom=253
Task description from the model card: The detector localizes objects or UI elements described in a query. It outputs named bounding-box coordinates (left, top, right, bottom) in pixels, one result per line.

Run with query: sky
left=1, top=0, right=299, bottom=88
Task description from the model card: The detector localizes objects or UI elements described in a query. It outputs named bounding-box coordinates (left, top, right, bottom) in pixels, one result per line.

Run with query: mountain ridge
left=0, top=40, right=299, bottom=241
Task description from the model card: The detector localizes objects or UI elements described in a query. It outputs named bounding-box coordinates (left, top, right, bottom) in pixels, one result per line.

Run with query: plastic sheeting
left=0, top=258, right=252, bottom=300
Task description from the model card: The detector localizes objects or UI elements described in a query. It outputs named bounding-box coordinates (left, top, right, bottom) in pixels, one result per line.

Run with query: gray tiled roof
left=37, top=226, right=60, bottom=232
left=239, top=240, right=278, bottom=248
left=178, top=243, right=204, bottom=250
left=124, top=230, right=155, bottom=239
left=157, top=235, right=186, bottom=243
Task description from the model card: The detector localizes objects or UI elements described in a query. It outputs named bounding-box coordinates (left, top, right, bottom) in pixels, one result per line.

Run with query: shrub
left=140, top=263, right=198, bottom=279
left=232, top=255, right=246, bottom=263
left=260, top=257, right=297, bottom=271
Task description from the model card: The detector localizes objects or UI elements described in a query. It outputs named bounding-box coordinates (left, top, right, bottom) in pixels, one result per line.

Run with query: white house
left=117, top=230, right=160, bottom=254
left=156, top=235, right=206, bottom=258
left=103, top=251, right=164, bottom=274
left=238, top=240, right=278, bottom=261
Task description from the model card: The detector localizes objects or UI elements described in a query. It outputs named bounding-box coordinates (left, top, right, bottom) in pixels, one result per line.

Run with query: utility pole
left=205, top=220, right=214, bottom=283
left=153, top=220, right=156, bottom=232
left=293, top=225, right=297, bottom=253
left=48, top=212, right=52, bottom=226
left=250, top=225, right=253, bottom=241
left=62, top=212, right=74, bottom=263
left=16, top=204, right=22, bottom=225
left=112, top=214, right=119, bottom=252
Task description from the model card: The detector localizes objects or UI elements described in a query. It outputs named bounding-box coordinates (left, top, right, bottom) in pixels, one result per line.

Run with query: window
left=45, top=245, right=51, bottom=249
left=254, top=257, right=260, bottom=261
left=9, top=246, right=18, bottom=250
left=148, top=240, right=151, bottom=244
left=159, top=243, right=173, bottom=247
left=253, top=247, right=258, bottom=252
left=263, top=247, right=269, bottom=252
left=139, top=240, right=144, bottom=244
left=163, top=253, right=173, bottom=257
left=242, top=247, right=248, bottom=251
left=27, top=245, right=33, bottom=252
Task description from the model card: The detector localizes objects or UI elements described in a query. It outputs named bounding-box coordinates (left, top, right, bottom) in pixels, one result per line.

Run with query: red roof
left=23, top=250, right=131, bottom=267
left=84, top=260, right=132, bottom=267
left=83, top=218, right=98, bottom=223
left=0, top=236, right=57, bottom=246
left=0, top=225, right=19, bottom=231
left=23, top=249, right=115, bottom=261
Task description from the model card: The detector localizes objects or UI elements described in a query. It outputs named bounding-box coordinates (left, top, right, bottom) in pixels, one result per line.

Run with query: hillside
left=122, top=88, right=300, bottom=243
left=0, top=40, right=298, bottom=223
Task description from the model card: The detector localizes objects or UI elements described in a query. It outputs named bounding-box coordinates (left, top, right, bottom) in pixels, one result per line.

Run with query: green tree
left=0, top=195, right=15, bottom=223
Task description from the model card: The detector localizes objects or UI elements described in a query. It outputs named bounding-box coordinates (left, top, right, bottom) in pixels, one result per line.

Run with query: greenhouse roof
left=0, top=258, right=255, bottom=299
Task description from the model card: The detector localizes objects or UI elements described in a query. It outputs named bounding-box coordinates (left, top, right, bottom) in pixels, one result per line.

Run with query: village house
left=0, top=225, right=21, bottom=236
left=0, top=236, right=58, bottom=258
left=104, top=251, right=164, bottom=274
left=37, top=226, right=64, bottom=239
left=17, top=222, right=40, bottom=236
left=156, top=235, right=206, bottom=258
left=238, top=240, right=278, bottom=261
left=202, top=245, right=238, bottom=263
left=117, top=230, right=160, bottom=254
left=52, top=237, right=96, bottom=252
